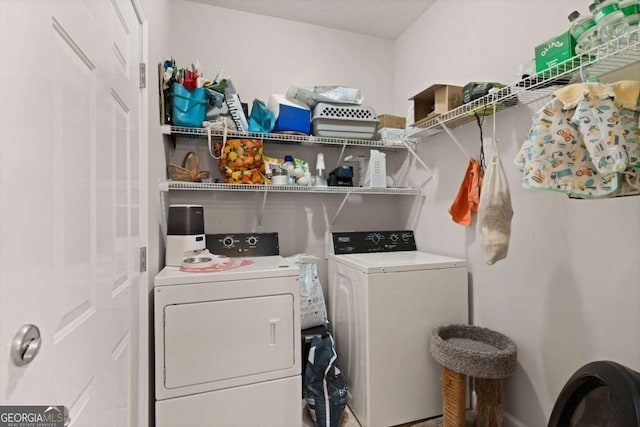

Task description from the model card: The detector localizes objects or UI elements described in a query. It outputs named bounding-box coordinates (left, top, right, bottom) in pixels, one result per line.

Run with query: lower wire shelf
left=161, top=180, right=420, bottom=195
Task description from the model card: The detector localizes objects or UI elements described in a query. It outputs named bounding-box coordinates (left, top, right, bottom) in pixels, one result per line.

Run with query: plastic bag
left=286, top=254, right=328, bottom=329
left=478, top=143, right=513, bottom=265
left=286, top=84, right=363, bottom=109
left=171, top=82, right=208, bottom=127
left=304, top=334, right=348, bottom=427
left=248, top=98, right=276, bottom=133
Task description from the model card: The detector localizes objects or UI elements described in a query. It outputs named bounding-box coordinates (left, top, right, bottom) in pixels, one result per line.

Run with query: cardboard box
left=535, top=31, right=576, bottom=73
left=377, top=114, right=406, bottom=130
left=409, top=84, right=463, bottom=125
left=268, top=94, right=311, bottom=134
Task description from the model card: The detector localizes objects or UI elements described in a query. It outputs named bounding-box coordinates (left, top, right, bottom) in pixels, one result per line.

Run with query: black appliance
left=548, top=360, right=640, bottom=426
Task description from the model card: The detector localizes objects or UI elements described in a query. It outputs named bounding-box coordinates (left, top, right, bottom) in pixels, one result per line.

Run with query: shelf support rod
left=400, top=138, right=434, bottom=183
left=336, top=142, right=348, bottom=169
left=330, top=193, right=351, bottom=226
left=256, top=189, right=268, bottom=232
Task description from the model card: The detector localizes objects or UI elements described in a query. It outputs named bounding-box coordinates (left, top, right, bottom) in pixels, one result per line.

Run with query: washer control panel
left=332, top=230, right=416, bottom=254
left=206, top=232, right=279, bottom=257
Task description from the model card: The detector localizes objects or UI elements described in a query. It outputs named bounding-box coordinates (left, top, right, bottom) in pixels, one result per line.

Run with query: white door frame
left=130, top=1, right=149, bottom=426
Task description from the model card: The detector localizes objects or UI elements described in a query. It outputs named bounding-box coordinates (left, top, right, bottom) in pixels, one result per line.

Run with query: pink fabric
left=180, top=258, right=254, bottom=273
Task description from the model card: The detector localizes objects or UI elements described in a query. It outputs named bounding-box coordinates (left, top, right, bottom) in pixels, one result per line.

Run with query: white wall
left=168, top=1, right=395, bottom=114
left=395, top=1, right=640, bottom=426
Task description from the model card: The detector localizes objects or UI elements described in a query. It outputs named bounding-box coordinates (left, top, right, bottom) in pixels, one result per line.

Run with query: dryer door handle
left=269, top=318, right=280, bottom=347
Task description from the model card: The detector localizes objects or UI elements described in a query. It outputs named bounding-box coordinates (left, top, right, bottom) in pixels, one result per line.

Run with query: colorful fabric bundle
left=213, top=138, right=267, bottom=184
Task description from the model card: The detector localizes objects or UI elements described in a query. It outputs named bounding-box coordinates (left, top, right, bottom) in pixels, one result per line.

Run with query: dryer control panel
left=332, top=230, right=416, bottom=254
left=206, top=232, right=279, bottom=257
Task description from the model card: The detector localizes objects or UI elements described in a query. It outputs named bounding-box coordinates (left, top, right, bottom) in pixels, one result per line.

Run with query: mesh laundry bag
left=478, top=137, right=513, bottom=265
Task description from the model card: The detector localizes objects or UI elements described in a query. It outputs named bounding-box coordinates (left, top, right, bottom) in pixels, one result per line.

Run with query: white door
left=0, top=1, right=148, bottom=426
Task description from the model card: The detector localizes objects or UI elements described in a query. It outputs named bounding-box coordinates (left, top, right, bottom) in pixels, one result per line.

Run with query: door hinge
left=139, top=246, right=147, bottom=272
left=139, top=63, right=146, bottom=89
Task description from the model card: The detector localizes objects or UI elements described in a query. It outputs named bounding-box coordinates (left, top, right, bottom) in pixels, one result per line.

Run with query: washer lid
left=329, top=251, right=467, bottom=273
left=154, top=255, right=298, bottom=286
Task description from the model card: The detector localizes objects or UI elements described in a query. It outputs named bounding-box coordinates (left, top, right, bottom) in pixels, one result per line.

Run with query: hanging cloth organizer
left=514, top=80, right=640, bottom=198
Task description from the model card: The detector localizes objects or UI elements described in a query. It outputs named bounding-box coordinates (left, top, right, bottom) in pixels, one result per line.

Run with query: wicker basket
left=167, top=151, right=209, bottom=182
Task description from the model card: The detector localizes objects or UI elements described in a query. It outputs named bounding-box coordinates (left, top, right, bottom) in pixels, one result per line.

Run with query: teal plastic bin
left=171, top=82, right=207, bottom=127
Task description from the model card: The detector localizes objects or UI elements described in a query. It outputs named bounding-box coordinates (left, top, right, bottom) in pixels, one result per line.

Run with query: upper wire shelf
left=408, top=27, right=640, bottom=139
left=161, top=124, right=416, bottom=151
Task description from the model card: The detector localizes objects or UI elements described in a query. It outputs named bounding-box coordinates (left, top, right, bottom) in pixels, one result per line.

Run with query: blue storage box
left=268, top=94, right=311, bottom=134
left=171, top=82, right=207, bottom=127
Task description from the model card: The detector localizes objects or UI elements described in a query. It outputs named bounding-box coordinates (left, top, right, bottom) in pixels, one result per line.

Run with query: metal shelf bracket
left=401, top=138, right=434, bottom=184
left=257, top=189, right=268, bottom=231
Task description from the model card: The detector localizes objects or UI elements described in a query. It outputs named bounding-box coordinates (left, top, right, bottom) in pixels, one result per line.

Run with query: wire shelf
left=161, top=125, right=415, bottom=151
left=408, top=27, right=640, bottom=139
left=164, top=180, right=420, bottom=195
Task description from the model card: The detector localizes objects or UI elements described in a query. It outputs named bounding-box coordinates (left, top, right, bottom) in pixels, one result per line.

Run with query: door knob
left=11, top=324, right=42, bottom=366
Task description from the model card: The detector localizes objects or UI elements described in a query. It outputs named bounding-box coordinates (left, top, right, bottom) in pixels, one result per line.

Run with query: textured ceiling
left=187, top=0, right=436, bottom=40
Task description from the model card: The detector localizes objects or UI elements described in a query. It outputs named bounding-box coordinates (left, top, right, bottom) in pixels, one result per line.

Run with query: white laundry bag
left=478, top=140, right=513, bottom=265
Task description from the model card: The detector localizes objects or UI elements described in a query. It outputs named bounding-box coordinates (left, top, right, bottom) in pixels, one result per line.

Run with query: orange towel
left=449, top=158, right=483, bottom=226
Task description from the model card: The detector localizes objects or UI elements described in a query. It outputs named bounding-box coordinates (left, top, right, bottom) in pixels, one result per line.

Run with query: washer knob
left=222, top=236, right=235, bottom=248
left=390, top=233, right=399, bottom=242
left=247, top=236, right=258, bottom=246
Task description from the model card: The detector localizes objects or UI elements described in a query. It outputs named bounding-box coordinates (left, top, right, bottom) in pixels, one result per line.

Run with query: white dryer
left=328, top=230, right=468, bottom=427
left=154, top=233, right=301, bottom=427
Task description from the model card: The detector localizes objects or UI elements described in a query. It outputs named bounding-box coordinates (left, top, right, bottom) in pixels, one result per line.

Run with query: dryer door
left=163, top=294, right=295, bottom=390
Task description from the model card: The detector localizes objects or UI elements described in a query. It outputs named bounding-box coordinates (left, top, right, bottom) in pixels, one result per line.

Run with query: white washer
left=328, top=231, right=468, bottom=427
left=154, top=233, right=301, bottom=427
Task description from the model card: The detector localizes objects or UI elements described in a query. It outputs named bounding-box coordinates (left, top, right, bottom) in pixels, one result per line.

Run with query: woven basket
left=167, top=151, right=208, bottom=182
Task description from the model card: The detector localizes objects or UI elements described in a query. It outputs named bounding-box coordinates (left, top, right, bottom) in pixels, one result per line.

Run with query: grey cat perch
left=430, top=324, right=517, bottom=427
